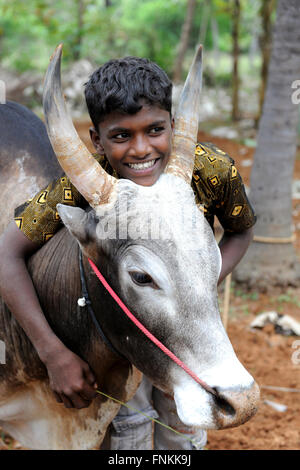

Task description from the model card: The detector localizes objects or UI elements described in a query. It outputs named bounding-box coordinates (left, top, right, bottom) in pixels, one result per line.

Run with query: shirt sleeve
left=14, top=175, right=86, bottom=245
left=214, top=163, right=256, bottom=233
left=14, top=153, right=109, bottom=245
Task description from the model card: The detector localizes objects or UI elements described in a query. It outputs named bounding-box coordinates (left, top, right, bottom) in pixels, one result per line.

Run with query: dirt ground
left=1, top=123, right=300, bottom=450
left=201, top=130, right=300, bottom=450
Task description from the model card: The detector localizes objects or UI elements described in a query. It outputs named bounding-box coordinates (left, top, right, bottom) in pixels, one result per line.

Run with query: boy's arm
left=218, top=227, right=253, bottom=285
left=0, top=191, right=98, bottom=409
left=214, top=161, right=256, bottom=285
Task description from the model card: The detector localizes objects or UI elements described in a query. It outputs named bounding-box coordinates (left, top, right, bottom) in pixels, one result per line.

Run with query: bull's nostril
left=213, top=389, right=236, bottom=417
left=209, top=382, right=259, bottom=428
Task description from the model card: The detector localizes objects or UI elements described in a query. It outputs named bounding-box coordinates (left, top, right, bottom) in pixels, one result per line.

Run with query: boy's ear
left=57, top=204, right=96, bottom=244
left=89, top=126, right=105, bottom=154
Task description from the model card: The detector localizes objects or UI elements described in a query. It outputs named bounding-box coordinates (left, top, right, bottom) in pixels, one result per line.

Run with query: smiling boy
left=0, top=55, right=256, bottom=449
left=90, top=104, right=172, bottom=187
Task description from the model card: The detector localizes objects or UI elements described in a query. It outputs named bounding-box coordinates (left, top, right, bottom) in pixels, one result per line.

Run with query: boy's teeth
left=128, top=159, right=156, bottom=170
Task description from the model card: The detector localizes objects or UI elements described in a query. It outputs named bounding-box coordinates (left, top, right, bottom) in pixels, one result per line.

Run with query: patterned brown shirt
left=14, top=142, right=256, bottom=245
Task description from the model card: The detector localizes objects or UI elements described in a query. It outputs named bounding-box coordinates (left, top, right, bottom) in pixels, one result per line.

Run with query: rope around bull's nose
left=96, top=389, right=200, bottom=448
left=88, top=258, right=216, bottom=397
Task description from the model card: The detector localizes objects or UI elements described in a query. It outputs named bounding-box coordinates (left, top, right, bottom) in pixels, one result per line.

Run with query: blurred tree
left=231, top=0, right=240, bottom=121
left=198, top=0, right=211, bottom=45
left=256, top=0, right=276, bottom=125
left=172, top=0, right=197, bottom=83
left=70, top=0, right=86, bottom=61
left=235, top=0, right=300, bottom=288
left=210, top=15, right=220, bottom=62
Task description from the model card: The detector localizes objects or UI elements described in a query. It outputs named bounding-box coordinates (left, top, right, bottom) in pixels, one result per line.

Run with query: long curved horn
left=43, top=44, right=117, bottom=207
left=165, top=45, right=203, bottom=184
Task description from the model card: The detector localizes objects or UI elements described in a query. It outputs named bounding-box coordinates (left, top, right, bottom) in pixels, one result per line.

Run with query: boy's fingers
left=60, top=394, right=74, bottom=409
left=80, top=383, right=98, bottom=401
left=68, top=391, right=91, bottom=409
left=53, top=391, right=63, bottom=403
left=84, top=366, right=98, bottom=388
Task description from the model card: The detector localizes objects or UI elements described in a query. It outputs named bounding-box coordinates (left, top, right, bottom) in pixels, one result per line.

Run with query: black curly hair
left=84, top=56, right=172, bottom=130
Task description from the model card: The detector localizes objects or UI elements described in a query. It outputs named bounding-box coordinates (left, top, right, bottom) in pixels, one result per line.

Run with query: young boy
left=0, top=56, right=256, bottom=450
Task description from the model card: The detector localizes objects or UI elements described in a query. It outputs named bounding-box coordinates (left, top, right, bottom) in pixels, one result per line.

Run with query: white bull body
left=0, top=173, right=259, bottom=449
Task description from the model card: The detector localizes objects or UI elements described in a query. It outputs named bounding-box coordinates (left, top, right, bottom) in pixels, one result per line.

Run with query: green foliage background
left=0, top=0, right=263, bottom=79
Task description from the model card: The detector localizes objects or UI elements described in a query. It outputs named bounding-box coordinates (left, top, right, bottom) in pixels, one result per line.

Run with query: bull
left=0, top=101, right=62, bottom=233
left=0, top=45, right=260, bottom=450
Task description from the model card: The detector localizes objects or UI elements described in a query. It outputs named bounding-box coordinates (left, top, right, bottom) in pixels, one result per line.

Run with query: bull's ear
left=57, top=204, right=96, bottom=243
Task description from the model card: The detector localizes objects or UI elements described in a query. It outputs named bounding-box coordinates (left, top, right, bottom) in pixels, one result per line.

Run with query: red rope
left=88, top=258, right=216, bottom=397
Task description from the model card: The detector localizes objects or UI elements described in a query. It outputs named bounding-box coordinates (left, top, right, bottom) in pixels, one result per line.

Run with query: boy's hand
left=44, top=346, right=99, bottom=409
left=0, top=222, right=98, bottom=410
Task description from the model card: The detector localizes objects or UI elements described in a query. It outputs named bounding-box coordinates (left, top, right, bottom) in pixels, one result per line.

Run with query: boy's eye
left=149, top=127, right=164, bottom=135
left=113, top=132, right=129, bottom=140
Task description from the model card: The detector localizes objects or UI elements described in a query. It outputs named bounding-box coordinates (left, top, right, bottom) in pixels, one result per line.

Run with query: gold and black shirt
left=14, top=142, right=256, bottom=245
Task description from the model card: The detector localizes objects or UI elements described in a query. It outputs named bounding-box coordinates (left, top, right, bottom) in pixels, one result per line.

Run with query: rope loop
left=253, top=233, right=296, bottom=244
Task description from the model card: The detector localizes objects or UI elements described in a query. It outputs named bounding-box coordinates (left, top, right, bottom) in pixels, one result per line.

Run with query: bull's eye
left=129, top=271, right=153, bottom=286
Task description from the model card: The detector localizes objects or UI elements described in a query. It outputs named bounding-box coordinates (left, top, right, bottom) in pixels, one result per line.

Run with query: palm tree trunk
left=234, top=0, right=300, bottom=289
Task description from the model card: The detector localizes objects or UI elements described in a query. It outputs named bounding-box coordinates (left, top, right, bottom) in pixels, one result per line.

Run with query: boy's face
left=90, top=103, right=174, bottom=186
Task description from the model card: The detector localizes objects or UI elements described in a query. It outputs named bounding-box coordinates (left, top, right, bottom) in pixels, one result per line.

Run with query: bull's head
left=42, top=45, right=259, bottom=430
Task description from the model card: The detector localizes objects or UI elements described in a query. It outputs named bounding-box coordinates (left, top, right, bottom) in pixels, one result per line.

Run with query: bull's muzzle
left=212, top=381, right=260, bottom=429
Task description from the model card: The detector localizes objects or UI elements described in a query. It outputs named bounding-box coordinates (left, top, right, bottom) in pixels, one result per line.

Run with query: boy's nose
left=128, top=136, right=152, bottom=159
